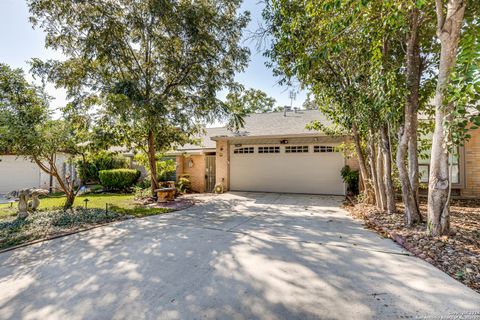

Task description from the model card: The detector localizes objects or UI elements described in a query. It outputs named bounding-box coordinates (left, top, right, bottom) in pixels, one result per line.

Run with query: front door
left=205, top=155, right=216, bottom=193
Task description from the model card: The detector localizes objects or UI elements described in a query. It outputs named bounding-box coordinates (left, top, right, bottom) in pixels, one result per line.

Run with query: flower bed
left=346, top=199, right=480, bottom=294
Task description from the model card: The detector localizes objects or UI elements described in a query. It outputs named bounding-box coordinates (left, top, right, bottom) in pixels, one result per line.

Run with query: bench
left=154, top=187, right=176, bottom=203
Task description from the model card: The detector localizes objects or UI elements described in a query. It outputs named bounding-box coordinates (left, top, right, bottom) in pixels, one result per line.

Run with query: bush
left=99, top=169, right=141, bottom=191
left=133, top=153, right=176, bottom=182
left=76, top=152, right=129, bottom=184
left=340, top=165, right=359, bottom=195
left=177, top=175, right=191, bottom=193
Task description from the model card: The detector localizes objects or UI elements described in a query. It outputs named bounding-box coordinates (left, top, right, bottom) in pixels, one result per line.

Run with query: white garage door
left=0, top=156, right=43, bottom=193
left=230, top=144, right=345, bottom=195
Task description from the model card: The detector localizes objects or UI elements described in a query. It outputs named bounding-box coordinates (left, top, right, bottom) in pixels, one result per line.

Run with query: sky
left=0, top=0, right=306, bottom=113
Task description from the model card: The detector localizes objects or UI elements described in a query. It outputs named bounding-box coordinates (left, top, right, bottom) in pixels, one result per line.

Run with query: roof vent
left=283, top=105, right=291, bottom=116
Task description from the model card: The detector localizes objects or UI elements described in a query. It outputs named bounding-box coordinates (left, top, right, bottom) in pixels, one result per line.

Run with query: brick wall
left=462, top=129, right=480, bottom=197
left=215, top=140, right=229, bottom=191
left=176, top=155, right=206, bottom=193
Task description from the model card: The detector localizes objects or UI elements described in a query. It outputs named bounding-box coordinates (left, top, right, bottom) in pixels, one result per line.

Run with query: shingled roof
left=176, top=110, right=333, bottom=152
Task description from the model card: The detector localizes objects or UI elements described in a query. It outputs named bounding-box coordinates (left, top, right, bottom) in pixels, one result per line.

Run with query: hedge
left=98, top=169, right=141, bottom=191
left=76, top=152, right=129, bottom=183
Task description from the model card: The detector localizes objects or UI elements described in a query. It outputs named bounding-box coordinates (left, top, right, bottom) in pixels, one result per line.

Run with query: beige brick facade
left=462, top=129, right=480, bottom=197
left=175, top=132, right=480, bottom=198
left=215, top=139, right=230, bottom=191
left=176, top=154, right=206, bottom=193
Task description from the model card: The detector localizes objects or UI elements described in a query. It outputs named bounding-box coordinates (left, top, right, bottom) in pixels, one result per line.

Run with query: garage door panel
left=230, top=146, right=345, bottom=195
left=0, top=156, right=42, bottom=193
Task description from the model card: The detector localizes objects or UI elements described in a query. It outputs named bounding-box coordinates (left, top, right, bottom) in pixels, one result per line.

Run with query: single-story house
left=0, top=153, right=75, bottom=194
left=172, top=110, right=358, bottom=195
left=173, top=109, right=480, bottom=197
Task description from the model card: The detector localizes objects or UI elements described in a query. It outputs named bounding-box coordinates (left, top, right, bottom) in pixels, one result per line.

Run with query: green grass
left=0, top=193, right=139, bottom=218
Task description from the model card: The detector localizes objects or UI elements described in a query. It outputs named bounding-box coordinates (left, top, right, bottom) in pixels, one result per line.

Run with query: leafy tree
left=223, top=87, right=278, bottom=129
left=427, top=0, right=479, bottom=236
left=28, top=0, right=250, bottom=196
left=262, top=0, right=398, bottom=207
left=302, top=96, right=318, bottom=110
left=0, top=64, right=90, bottom=209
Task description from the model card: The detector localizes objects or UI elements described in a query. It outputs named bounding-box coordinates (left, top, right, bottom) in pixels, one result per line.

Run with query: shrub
left=340, top=165, right=359, bottom=195
left=177, top=175, right=191, bottom=193
left=76, top=152, right=129, bottom=183
left=133, top=153, right=176, bottom=182
left=99, top=169, right=141, bottom=191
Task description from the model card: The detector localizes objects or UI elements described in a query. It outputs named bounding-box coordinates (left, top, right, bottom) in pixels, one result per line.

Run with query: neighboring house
left=173, top=109, right=480, bottom=197
left=0, top=153, right=75, bottom=194
left=172, top=110, right=358, bottom=195
left=418, top=127, right=480, bottom=198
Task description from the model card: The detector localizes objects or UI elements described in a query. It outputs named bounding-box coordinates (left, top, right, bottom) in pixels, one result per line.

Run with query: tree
left=0, top=64, right=90, bottom=209
left=302, top=96, right=318, bottom=110
left=427, top=0, right=468, bottom=236
left=222, top=87, right=278, bottom=129
left=262, top=0, right=402, bottom=208
left=28, top=0, right=250, bottom=196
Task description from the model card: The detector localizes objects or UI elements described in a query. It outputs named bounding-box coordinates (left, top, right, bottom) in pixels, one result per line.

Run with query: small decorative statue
left=16, top=188, right=49, bottom=219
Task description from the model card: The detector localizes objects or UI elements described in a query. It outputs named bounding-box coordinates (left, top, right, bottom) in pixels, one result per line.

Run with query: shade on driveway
left=0, top=192, right=479, bottom=319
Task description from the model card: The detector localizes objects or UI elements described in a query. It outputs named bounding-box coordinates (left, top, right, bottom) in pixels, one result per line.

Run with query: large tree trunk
left=428, top=0, right=466, bottom=236
left=368, top=137, right=381, bottom=209
left=352, top=124, right=374, bottom=203
left=409, top=114, right=420, bottom=205
left=376, top=142, right=387, bottom=211
left=147, top=129, right=159, bottom=197
left=380, top=125, right=396, bottom=214
left=396, top=7, right=422, bottom=225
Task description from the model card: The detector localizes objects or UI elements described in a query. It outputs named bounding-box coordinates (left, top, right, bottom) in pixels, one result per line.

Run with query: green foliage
left=223, top=87, right=278, bottom=130
left=0, top=63, right=94, bottom=208
left=157, top=159, right=176, bottom=181
left=445, top=17, right=480, bottom=148
left=177, top=176, right=192, bottom=193
left=340, top=165, right=359, bottom=195
left=98, top=169, right=141, bottom=191
left=133, top=153, right=176, bottom=182
left=28, top=0, right=251, bottom=193
left=76, top=152, right=129, bottom=183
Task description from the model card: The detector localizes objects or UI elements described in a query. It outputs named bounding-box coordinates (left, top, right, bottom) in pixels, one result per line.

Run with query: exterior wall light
left=188, top=159, right=194, bottom=168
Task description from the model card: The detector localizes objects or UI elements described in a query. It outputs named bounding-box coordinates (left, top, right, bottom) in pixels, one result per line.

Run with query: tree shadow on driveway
left=0, top=192, right=479, bottom=319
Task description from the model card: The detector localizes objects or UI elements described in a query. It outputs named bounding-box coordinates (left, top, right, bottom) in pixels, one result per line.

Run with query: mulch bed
left=136, top=195, right=196, bottom=211
left=346, top=199, right=480, bottom=294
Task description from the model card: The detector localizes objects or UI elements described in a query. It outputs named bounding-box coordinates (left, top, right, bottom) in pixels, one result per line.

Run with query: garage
left=0, top=156, right=46, bottom=193
left=230, top=144, right=346, bottom=195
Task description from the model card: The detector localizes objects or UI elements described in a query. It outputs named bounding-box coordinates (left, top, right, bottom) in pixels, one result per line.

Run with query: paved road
left=0, top=192, right=479, bottom=319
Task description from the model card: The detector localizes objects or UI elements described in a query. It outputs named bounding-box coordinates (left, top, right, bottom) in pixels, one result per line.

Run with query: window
left=419, top=148, right=460, bottom=184
left=233, top=147, right=254, bottom=154
left=314, top=145, right=336, bottom=153
left=285, top=145, right=309, bottom=153
left=258, top=146, right=280, bottom=154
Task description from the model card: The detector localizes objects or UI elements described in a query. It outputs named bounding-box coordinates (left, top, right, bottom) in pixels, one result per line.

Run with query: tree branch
left=436, top=0, right=445, bottom=35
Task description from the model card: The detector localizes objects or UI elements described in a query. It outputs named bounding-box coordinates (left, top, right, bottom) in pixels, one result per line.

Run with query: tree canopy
left=28, top=0, right=251, bottom=195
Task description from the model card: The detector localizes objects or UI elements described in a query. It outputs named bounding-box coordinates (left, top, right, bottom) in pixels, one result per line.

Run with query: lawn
left=0, top=193, right=141, bottom=219
left=0, top=193, right=171, bottom=250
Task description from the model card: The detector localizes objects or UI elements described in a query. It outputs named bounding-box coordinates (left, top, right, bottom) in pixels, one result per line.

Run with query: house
left=172, top=110, right=358, bottom=195
left=0, top=153, right=75, bottom=194
left=173, top=109, right=480, bottom=197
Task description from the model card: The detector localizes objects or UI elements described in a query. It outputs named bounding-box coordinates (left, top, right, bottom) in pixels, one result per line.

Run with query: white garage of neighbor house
left=173, top=109, right=359, bottom=195
left=0, top=153, right=75, bottom=194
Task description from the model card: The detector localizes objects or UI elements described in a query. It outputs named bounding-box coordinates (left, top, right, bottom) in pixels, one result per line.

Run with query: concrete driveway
left=0, top=192, right=479, bottom=319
